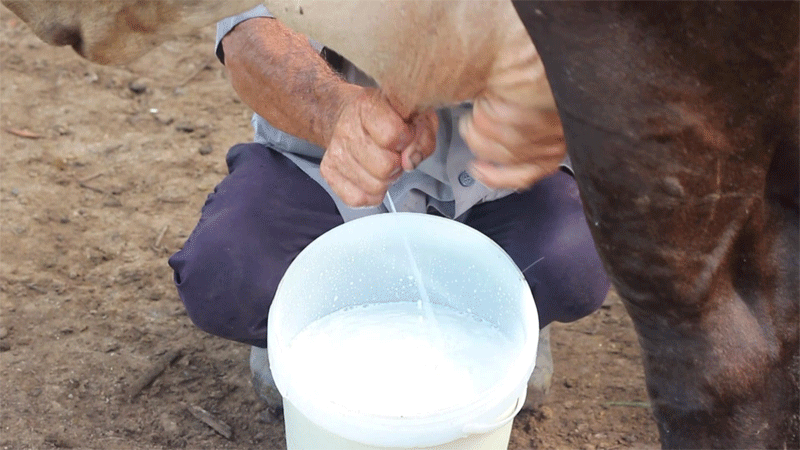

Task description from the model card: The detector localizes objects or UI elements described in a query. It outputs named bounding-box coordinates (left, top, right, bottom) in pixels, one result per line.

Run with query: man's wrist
left=320, top=84, right=362, bottom=148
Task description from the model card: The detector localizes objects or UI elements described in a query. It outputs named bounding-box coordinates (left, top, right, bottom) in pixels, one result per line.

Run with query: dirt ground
left=0, top=8, right=659, bottom=449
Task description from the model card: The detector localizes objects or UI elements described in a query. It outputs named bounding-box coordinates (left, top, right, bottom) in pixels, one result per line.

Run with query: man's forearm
left=221, top=17, right=359, bottom=148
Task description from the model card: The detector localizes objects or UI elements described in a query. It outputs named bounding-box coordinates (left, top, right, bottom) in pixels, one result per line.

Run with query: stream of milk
left=285, top=301, right=517, bottom=417
left=384, top=193, right=445, bottom=347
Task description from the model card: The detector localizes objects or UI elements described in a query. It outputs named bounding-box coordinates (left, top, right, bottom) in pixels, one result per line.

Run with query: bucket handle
left=462, top=391, right=525, bottom=434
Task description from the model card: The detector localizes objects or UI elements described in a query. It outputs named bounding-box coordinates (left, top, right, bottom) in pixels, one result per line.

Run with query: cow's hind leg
left=513, top=2, right=799, bottom=448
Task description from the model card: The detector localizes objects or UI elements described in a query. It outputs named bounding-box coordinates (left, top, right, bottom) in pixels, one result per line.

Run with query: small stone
left=153, top=113, right=174, bottom=126
left=10, top=188, right=19, bottom=196
left=160, top=413, right=179, bottom=434
left=0, top=327, right=7, bottom=339
left=0, top=342, right=10, bottom=352
left=198, top=144, right=213, bottom=155
left=538, top=405, right=553, bottom=420
left=84, top=70, right=99, bottom=83
left=104, top=342, right=120, bottom=353
left=105, top=76, right=122, bottom=89
left=175, top=123, right=195, bottom=133
left=128, top=79, right=147, bottom=94
left=44, top=434, right=76, bottom=449
left=564, top=379, right=575, bottom=388
left=102, top=197, right=122, bottom=207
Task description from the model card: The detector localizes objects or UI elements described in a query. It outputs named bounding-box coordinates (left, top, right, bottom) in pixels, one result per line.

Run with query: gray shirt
left=216, top=6, right=561, bottom=222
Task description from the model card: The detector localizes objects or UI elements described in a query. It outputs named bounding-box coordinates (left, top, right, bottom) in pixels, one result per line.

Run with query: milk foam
left=285, top=301, right=517, bottom=417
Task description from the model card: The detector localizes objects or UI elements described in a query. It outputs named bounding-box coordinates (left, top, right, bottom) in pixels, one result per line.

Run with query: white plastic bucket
left=268, top=213, right=539, bottom=449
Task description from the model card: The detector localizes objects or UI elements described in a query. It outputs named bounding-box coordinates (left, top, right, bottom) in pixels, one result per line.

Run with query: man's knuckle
left=471, top=113, right=496, bottom=137
left=546, top=144, right=566, bottom=157
left=376, top=159, right=396, bottom=179
left=343, top=191, right=362, bottom=206
left=320, top=162, right=334, bottom=179
left=364, top=180, right=387, bottom=196
left=353, top=193, right=374, bottom=207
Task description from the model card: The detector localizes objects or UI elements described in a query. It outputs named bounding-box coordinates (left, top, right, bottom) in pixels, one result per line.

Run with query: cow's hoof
left=250, top=346, right=283, bottom=408
left=524, top=325, right=553, bottom=411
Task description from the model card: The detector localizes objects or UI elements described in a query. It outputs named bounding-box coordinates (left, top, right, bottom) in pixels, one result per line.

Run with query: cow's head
left=2, top=0, right=259, bottom=64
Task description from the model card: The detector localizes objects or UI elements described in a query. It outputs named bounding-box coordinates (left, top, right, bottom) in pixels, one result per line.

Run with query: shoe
left=250, top=346, right=283, bottom=408
left=524, top=325, right=553, bottom=411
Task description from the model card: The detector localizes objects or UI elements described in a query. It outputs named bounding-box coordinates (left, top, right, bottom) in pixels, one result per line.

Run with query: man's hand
left=220, top=17, right=437, bottom=207
left=321, top=88, right=437, bottom=207
left=459, top=93, right=565, bottom=191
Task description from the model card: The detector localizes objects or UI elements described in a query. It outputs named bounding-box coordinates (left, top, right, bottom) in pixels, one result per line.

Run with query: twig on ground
left=26, top=284, right=47, bottom=294
left=169, top=308, right=187, bottom=317
left=604, top=401, right=651, bottom=408
left=43, top=433, right=77, bottom=449
left=157, top=197, right=187, bottom=204
left=4, top=127, right=43, bottom=139
left=152, top=225, right=169, bottom=251
left=79, top=171, right=106, bottom=183
left=177, top=56, right=215, bottom=87
left=77, top=181, right=106, bottom=195
left=128, top=349, right=182, bottom=400
left=187, top=404, right=233, bottom=439
left=75, top=177, right=122, bottom=206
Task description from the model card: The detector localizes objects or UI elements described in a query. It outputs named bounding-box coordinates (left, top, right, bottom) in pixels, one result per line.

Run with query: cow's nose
left=45, top=24, right=84, bottom=55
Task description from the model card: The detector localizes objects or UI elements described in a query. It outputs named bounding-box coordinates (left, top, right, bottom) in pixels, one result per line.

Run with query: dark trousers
left=169, top=143, right=609, bottom=348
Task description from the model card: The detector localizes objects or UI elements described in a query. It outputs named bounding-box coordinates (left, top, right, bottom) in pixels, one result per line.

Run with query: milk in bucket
left=286, top=301, right=517, bottom=417
left=268, top=213, right=539, bottom=449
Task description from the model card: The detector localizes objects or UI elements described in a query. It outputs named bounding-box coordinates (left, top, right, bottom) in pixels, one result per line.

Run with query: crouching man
left=169, top=5, right=609, bottom=413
